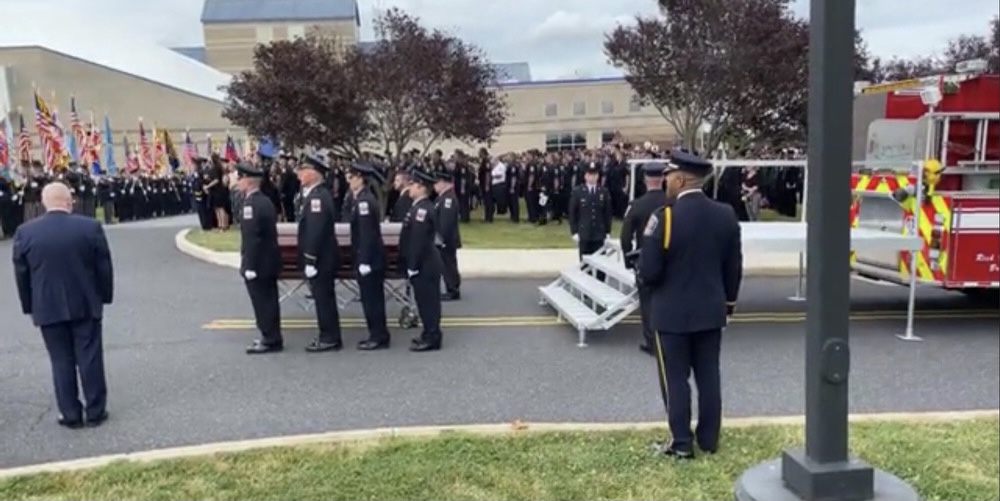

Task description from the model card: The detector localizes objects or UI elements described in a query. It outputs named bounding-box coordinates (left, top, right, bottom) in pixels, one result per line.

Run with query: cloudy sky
left=54, top=0, right=1000, bottom=80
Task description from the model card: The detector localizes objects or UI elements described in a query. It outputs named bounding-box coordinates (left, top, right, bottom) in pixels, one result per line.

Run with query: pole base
left=734, top=456, right=920, bottom=501
left=787, top=295, right=807, bottom=302
left=895, top=333, right=923, bottom=342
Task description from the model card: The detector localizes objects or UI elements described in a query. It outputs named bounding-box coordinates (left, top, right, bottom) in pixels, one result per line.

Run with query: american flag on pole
left=0, top=116, right=10, bottom=168
left=138, top=119, right=153, bottom=171
left=16, top=111, right=31, bottom=164
left=182, top=129, right=197, bottom=170
left=123, top=134, right=139, bottom=173
left=224, top=134, right=239, bottom=162
left=33, top=91, right=64, bottom=168
left=69, top=97, right=85, bottom=157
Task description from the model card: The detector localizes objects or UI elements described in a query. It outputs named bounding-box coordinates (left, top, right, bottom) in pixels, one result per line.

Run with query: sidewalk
left=175, top=229, right=803, bottom=278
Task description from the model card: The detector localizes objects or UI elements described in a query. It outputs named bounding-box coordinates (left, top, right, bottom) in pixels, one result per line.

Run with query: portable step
left=583, top=253, right=635, bottom=287
left=560, top=269, right=628, bottom=306
left=538, top=284, right=599, bottom=328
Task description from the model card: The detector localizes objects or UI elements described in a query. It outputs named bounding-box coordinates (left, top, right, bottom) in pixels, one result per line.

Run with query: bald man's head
left=42, top=182, right=74, bottom=212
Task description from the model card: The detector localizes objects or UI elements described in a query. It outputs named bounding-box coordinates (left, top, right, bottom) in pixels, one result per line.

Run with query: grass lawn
left=1, top=418, right=995, bottom=501
left=185, top=202, right=795, bottom=251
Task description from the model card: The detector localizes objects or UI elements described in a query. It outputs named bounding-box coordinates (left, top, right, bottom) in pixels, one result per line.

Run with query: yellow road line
left=202, top=310, right=998, bottom=330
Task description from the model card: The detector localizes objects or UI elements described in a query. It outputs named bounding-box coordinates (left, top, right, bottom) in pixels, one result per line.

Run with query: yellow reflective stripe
left=661, top=207, right=672, bottom=250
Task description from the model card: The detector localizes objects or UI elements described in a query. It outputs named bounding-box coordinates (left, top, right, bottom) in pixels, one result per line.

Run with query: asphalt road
left=0, top=215, right=997, bottom=469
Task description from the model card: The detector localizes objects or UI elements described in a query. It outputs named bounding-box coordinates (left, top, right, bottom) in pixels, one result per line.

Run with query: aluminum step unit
left=538, top=242, right=641, bottom=346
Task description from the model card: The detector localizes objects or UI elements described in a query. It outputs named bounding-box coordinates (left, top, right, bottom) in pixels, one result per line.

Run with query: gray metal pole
left=735, top=1, right=920, bottom=499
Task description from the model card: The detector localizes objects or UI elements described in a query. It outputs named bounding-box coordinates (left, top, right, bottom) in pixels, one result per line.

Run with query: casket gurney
left=277, top=222, right=420, bottom=328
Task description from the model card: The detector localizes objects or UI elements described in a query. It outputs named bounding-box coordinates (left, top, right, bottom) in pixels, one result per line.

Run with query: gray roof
left=493, top=62, right=532, bottom=83
left=201, top=0, right=359, bottom=24
left=170, top=46, right=207, bottom=63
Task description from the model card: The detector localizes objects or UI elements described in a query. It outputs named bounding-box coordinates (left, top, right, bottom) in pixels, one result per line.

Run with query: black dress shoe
left=650, top=440, right=695, bottom=459
left=57, top=416, right=84, bottom=429
left=246, top=340, right=283, bottom=354
left=440, top=292, right=460, bottom=301
left=86, top=411, right=109, bottom=428
left=409, top=341, right=441, bottom=352
left=357, top=339, right=390, bottom=351
left=639, top=344, right=654, bottom=356
left=305, top=339, right=343, bottom=352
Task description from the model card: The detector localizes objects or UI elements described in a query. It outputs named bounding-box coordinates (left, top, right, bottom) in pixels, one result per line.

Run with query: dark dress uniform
left=297, top=154, right=343, bottom=352
left=390, top=189, right=412, bottom=222
left=401, top=168, right=444, bottom=352
left=639, top=151, right=743, bottom=459
left=434, top=172, right=462, bottom=300
left=569, top=165, right=614, bottom=271
left=238, top=164, right=284, bottom=355
left=620, top=162, right=669, bottom=354
left=347, top=162, right=392, bottom=350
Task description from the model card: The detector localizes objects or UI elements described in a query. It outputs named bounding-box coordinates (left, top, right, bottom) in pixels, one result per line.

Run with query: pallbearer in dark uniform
left=569, top=162, right=613, bottom=279
left=401, top=167, right=444, bottom=352
left=345, top=161, right=392, bottom=350
left=236, top=163, right=284, bottom=354
left=297, top=154, right=343, bottom=353
left=639, top=150, right=743, bottom=459
left=434, top=171, right=462, bottom=301
left=620, top=162, right=669, bottom=355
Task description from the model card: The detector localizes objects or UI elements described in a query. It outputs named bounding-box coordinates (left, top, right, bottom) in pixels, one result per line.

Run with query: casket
left=276, top=222, right=404, bottom=279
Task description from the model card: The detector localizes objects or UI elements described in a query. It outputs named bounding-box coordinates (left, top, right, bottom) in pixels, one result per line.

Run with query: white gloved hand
left=243, top=270, right=257, bottom=280
left=407, top=269, right=418, bottom=278
left=571, top=234, right=579, bottom=242
left=304, top=265, right=318, bottom=278
left=358, top=264, right=372, bottom=276
left=606, top=233, right=612, bottom=241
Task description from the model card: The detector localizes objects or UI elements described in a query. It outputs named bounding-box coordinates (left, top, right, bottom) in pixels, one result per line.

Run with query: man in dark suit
left=237, top=163, right=284, bottom=355
left=12, top=182, right=114, bottom=429
left=297, top=154, right=343, bottom=353
left=639, top=150, right=743, bottom=459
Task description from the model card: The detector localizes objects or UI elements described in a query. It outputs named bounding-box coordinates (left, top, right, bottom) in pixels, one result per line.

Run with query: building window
left=544, top=103, right=558, bottom=117
left=573, top=101, right=586, bottom=116
left=601, top=100, right=614, bottom=115
left=288, top=25, right=306, bottom=40
left=629, top=97, right=642, bottom=113
left=255, top=26, right=273, bottom=44
left=545, top=132, right=587, bottom=152
left=601, top=131, right=617, bottom=145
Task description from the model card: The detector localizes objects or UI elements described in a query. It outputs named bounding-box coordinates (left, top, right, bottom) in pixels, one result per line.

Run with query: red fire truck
left=850, top=70, right=999, bottom=296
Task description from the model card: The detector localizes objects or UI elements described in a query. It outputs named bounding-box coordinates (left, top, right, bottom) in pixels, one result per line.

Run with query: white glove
left=304, top=265, right=318, bottom=278
left=571, top=234, right=579, bottom=242
left=358, top=264, right=371, bottom=276
left=407, top=269, right=418, bottom=278
left=606, top=233, right=612, bottom=241
left=243, top=270, right=257, bottom=280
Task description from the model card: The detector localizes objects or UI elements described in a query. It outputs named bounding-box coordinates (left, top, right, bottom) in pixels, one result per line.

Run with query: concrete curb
left=1, top=409, right=995, bottom=480
left=174, top=229, right=804, bottom=279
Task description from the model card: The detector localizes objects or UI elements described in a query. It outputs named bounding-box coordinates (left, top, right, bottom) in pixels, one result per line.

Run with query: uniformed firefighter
left=346, top=161, right=392, bottom=350
left=433, top=170, right=462, bottom=301
left=237, top=163, right=284, bottom=355
left=297, top=154, right=343, bottom=353
left=401, top=167, right=444, bottom=352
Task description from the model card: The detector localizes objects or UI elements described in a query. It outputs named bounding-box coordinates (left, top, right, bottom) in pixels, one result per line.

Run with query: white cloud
left=12, top=0, right=999, bottom=80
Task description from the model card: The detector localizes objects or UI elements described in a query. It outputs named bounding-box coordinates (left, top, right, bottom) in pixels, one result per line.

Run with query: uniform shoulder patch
left=643, top=214, right=659, bottom=237
left=310, top=198, right=321, bottom=213
left=358, top=201, right=369, bottom=215
left=243, top=205, right=253, bottom=220
left=415, top=207, right=427, bottom=222
left=444, top=197, right=453, bottom=209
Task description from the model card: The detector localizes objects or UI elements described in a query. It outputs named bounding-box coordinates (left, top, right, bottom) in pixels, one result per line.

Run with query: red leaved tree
left=350, top=8, right=508, bottom=156
left=220, top=35, right=372, bottom=154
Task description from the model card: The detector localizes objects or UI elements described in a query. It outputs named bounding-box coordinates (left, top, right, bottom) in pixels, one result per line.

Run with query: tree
left=989, top=16, right=999, bottom=72
left=220, top=35, right=371, bottom=154
left=607, top=0, right=808, bottom=151
left=350, top=8, right=508, bottom=156
left=942, top=34, right=992, bottom=70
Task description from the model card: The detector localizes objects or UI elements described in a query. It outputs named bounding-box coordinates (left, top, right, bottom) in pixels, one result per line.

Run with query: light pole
left=734, top=1, right=920, bottom=500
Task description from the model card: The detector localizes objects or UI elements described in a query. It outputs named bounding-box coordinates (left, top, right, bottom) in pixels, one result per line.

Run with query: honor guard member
left=346, top=162, right=392, bottom=350
left=639, top=150, right=743, bottom=459
left=569, top=162, right=613, bottom=279
left=401, top=167, right=444, bottom=352
left=237, top=163, right=284, bottom=354
left=433, top=170, right=462, bottom=301
left=620, top=161, right=669, bottom=355
left=297, top=154, right=344, bottom=352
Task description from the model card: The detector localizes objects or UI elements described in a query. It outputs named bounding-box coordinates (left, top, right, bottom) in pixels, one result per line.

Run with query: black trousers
left=654, top=329, right=723, bottom=452
left=245, top=278, right=282, bottom=346
left=101, top=201, right=116, bottom=224
left=526, top=190, right=540, bottom=222
left=508, top=192, right=520, bottom=222
left=309, top=273, right=342, bottom=344
left=579, top=239, right=606, bottom=281
left=411, top=271, right=442, bottom=344
left=358, top=271, right=390, bottom=343
left=40, top=318, right=107, bottom=422
left=638, top=285, right=654, bottom=346
left=440, top=246, right=461, bottom=295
